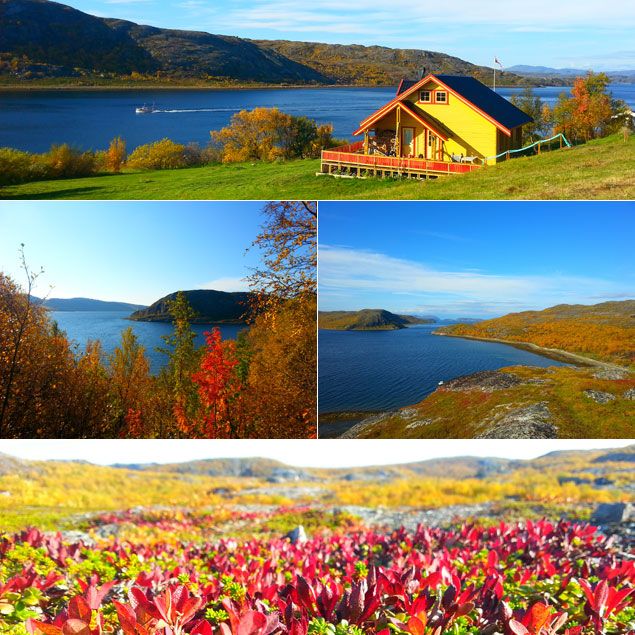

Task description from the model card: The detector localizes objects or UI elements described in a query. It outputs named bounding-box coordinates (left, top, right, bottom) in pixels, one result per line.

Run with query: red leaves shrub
left=7, top=515, right=634, bottom=635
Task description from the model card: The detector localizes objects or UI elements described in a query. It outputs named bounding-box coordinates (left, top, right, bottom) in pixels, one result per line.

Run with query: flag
left=494, top=58, right=503, bottom=69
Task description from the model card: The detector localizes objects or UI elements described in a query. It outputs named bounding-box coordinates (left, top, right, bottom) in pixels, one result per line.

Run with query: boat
left=135, top=103, right=156, bottom=114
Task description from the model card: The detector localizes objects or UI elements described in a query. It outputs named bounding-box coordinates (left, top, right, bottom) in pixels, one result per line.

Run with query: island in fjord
left=129, top=289, right=253, bottom=324
left=318, top=309, right=435, bottom=331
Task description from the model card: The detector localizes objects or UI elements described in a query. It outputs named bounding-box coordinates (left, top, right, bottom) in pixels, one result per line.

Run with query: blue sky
left=65, top=0, right=635, bottom=70
left=319, top=201, right=635, bottom=319
left=0, top=201, right=265, bottom=305
left=1, top=439, right=629, bottom=467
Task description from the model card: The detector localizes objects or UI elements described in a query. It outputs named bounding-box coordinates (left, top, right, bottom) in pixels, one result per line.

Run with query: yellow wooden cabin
left=320, top=74, right=533, bottom=178
left=358, top=74, right=533, bottom=166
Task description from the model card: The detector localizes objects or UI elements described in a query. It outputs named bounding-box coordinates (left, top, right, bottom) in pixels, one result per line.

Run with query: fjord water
left=318, top=324, right=569, bottom=414
left=3, top=84, right=634, bottom=153
left=51, top=310, right=244, bottom=374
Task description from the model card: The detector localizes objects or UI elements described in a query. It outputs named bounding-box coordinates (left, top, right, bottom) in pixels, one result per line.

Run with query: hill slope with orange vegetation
left=437, top=300, right=635, bottom=368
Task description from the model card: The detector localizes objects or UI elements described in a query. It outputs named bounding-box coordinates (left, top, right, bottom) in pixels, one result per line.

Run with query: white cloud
left=318, top=245, right=632, bottom=316
left=194, top=0, right=635, bottom=36
left=201, top=276, right=250, bottom=292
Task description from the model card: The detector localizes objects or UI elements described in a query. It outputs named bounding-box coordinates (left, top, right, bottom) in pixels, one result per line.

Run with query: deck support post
left=395, top=106, right=401, bottom=159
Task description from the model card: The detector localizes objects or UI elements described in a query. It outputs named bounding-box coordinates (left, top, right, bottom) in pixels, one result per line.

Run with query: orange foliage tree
left=240, top=201, right=317, bottom=438
left=551, top=73, right=614, bottom=142
left=211, top=108, right=338, bottom=162
left=105, top=136, right=126, bottom=173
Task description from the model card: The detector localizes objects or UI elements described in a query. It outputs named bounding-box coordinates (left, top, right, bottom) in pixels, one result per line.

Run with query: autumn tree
left=0, top=250, right=114, bottom=437
left=105, top=136, right=126, bottom=173
left=108, top=327, right=154, bottom=437
left=189, top=328, right=243, bottom=438
left=242, top=201, right=317, bottom=437
left=550, top=72, right=615, bottom=142
left=211, top=108, right=337, bottom=163
left=0, top=246, right=47, bottom=435
left=157, top=292, right=201, bottom=436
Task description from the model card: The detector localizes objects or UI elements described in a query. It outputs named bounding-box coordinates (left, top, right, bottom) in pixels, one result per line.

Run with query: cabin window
left=435, top=91, right=448, bottom=104
left=420, top=90, right=432, bottom=103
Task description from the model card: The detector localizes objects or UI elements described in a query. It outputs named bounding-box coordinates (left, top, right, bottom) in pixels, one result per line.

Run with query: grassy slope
left=351, top=365, right=635, bottom=439
left=2, top=134, right=634, bottom=200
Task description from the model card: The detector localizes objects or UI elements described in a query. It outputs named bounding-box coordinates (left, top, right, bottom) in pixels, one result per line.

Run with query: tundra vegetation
left=0, top=448, right=633, bottom=635
left=0, top=201, right=316, bottom=438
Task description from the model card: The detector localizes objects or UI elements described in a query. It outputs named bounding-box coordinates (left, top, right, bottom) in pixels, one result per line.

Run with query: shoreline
left=0, top=82, right=555, bottom=93
left=0, top=83, right=367, bottom=92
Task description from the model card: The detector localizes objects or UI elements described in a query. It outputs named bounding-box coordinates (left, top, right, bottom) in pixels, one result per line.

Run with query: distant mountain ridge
left=319, top=309, right=435, bottom=331
left=129, top=289, right=252, bottom=323
left=508, top=64, right=635, bottom=80
left=2, top=444, right=633, bottom=481
left=1, top=0, right=553, bottom=86
left=38, top=297, right=146, bottom=311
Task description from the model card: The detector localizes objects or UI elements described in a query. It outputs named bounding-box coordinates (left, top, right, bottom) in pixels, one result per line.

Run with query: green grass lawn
left=2, top=134, right=634, bottom=200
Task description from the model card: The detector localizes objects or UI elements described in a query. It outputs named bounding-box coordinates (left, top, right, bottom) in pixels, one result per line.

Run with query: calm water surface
left=3, top=84, right=634, bottom=152
left=318, top=324, right=570, bottom=414
left=51, top=310, right=245, bottom=374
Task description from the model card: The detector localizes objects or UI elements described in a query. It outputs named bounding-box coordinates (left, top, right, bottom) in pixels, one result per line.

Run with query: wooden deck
left=320, top=141, right=482, bottom=179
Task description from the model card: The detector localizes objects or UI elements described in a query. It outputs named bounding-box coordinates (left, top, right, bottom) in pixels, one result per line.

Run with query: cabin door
left=426, top=132, right=437, bottom=160
left=401, top=127, right=415, bottom=157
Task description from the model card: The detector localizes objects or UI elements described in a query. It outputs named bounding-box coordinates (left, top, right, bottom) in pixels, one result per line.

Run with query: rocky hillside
left=0, top=0, right=327, bottom=82
left=318, top=309, right=433, bottom=330
left=2, top=0, right=543, bottom=86
left=129, top=289, right=252, bottom=323
left=0, top=0, right=157, bottom=74
left=254, top=40, right=549, bottom=87
left=102, top=19, right=328, bottom=83
left=336, top=365, right=635, bottom=439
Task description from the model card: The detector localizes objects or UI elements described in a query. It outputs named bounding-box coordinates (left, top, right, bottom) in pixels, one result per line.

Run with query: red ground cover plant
left=0, top=512, right=632, bottom=635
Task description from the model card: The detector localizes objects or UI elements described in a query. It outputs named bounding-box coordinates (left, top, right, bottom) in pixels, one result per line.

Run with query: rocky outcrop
left=441, top=370, right=523, bottom=392
left=339, top=408, right=435, bottom=438
left=477, top=402, right=558, bottom=439
left=593, top=368, right=631, bottom=380
left=624, top=388, right=635, bottom=400
left=583, top=389, right=616, bottom=404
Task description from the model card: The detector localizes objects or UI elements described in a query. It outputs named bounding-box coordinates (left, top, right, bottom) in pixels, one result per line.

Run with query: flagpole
left=493, top=67, right=496, bottom=92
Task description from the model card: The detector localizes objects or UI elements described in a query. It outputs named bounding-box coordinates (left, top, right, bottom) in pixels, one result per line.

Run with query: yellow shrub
left=127, top=138, right=189, bottom=170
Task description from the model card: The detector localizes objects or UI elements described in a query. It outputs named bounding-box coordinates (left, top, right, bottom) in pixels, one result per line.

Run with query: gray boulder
left=583, top=389, right=616, bottom=404
left=624, top=388, right=635, bottom=400
left=477, top=402, right=557, bottom=439
left=591, top=502, right=633, bottom=524
left=285, top=525, right=307, bottom=544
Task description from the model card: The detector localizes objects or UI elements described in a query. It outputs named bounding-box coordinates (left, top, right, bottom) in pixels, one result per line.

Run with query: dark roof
left=396, top=79, right=418, bottom=96
left=434, top=75, right=533, bottom=129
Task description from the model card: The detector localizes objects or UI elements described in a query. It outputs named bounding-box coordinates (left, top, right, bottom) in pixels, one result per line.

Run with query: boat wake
left=152, top=107, right=242, bottom=113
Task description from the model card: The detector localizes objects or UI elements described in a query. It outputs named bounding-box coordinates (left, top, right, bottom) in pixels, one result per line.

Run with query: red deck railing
left=321, top=143, right=481, bottom=175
